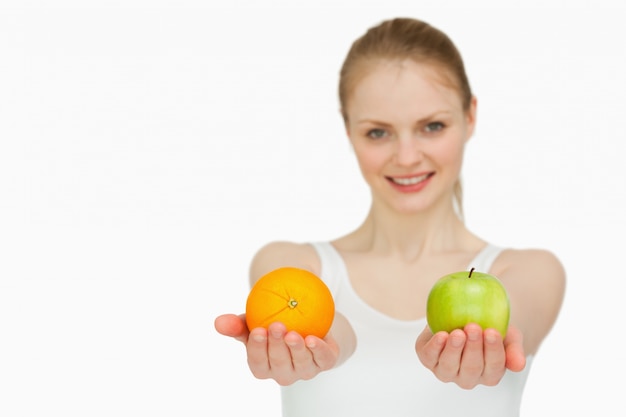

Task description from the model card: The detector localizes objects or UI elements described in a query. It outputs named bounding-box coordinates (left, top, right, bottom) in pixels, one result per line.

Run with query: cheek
left=352, top=144, right=388, bottom=175
left=432, top=139, right=466, bottom=171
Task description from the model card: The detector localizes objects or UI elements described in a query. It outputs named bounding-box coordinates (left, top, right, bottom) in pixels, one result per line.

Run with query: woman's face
left=344, top=59, right=476, bottom=215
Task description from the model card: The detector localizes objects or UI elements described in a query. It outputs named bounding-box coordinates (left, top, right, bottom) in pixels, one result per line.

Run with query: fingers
left=285, top=332, right=315, bottom=380
left=246, top=327, right=271, bottom=379
left=416, top=324, right=512, bottom=389
left=214, top=313, right=249, bottom=343
left=266, top=323, right=303, bottom=385
left=481, top=328, right=506, bottom=386
left=415, top=326, right=446, bottom=369
left=267, top=322, right=293, bottom=366
left=246, top=322, right=336, bottom=386
left=435, top=328, right=467, bottom=383
left=504, top=325, right=527, bottom=372
left=456, top=324, right=484, bottom=388
left=304, top=334, right=337, bottom=371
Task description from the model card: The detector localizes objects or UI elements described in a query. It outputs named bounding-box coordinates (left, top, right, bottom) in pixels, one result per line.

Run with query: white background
left=1, top=0, right=625, bottom=416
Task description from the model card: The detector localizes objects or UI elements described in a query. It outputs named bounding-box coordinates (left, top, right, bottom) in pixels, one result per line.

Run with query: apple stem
left=469, top=267, right=475, bottom=278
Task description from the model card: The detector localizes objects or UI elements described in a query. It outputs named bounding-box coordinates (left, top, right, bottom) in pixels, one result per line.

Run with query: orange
left=245, top=267, right=335, bottom=338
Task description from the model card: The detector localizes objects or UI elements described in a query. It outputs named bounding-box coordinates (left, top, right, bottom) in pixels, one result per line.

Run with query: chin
left=388, top=198, right=432, bottom=215
left=372, top=186, right=446, bottom=215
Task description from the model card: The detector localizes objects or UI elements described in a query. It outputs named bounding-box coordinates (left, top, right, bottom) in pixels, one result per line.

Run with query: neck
left=351, top=199, right=473, bottom=260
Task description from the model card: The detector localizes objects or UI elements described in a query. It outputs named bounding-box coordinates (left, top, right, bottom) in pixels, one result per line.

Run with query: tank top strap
left=308, top=241, right=345, bottom=296
left=467, top=243, right=505, bottom=273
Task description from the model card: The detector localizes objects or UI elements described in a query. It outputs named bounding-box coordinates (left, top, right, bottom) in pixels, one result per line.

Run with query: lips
left=387, top=173, right=433, bottom=186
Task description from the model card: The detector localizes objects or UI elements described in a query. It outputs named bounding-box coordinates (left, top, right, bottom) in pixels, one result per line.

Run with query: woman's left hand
left=415, top=323, right=526, bottom=389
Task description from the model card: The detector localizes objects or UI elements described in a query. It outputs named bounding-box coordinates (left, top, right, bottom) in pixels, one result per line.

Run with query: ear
left=464, top=96, right=478, bottom=142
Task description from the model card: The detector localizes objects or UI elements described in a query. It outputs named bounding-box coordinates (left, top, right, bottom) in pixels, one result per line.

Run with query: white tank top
left=280, top=242, right=533, bottom=417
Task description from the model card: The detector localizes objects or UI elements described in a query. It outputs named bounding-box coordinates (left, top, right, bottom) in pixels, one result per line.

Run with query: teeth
left=391, top=174, right=430, bottom=185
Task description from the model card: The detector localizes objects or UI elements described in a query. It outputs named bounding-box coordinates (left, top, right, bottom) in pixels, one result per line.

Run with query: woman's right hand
left=214, top=313, right=340, bottom=386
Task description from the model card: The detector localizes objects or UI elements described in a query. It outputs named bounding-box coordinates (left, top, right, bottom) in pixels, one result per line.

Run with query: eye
left=424, top=122, right=445, bottom=133
left=366, top=128, right=389, bottom=140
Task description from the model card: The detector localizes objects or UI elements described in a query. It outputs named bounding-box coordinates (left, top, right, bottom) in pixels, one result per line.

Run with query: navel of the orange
left=245, top=267, right=335, bottom=339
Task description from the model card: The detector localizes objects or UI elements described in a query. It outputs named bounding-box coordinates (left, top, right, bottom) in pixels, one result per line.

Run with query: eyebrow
left=355, top=111, right=453, bottom=126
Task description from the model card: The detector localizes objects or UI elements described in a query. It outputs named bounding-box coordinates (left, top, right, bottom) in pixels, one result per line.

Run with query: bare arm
left=499, top=248, right=566, bottom=355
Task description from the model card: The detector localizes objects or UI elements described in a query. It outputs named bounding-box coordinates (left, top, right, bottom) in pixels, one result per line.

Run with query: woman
left=215, top=17, right=565, bottom=416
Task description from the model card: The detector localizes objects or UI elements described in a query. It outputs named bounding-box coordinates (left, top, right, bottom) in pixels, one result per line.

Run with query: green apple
left=426, top=268, right=510, bottom=338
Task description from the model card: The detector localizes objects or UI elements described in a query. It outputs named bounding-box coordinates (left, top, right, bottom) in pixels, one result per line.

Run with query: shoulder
left=494, top=247, right=566, bottom=312
left=493, top=248, right=566, bottom=353
left=495, top=248, right=565, bottom=284
left=248, top=241, right=321, bottom=287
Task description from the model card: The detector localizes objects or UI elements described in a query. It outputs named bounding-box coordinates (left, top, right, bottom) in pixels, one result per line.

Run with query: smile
left=388, top=173, right=433, bottom=185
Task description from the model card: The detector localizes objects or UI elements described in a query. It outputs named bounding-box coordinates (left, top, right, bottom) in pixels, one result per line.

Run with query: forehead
left=347, top=59, right=463, bottom=119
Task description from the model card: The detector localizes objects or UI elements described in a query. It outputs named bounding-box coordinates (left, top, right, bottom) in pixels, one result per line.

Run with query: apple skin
left=426, top=269, right=510, bottom=338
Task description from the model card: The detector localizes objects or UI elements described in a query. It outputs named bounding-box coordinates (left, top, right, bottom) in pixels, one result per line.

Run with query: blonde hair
left=339, top=18, right=472, bottom=219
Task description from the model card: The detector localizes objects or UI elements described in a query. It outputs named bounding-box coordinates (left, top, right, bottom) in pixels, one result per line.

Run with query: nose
left=394, top=136, right=423, bottom=167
